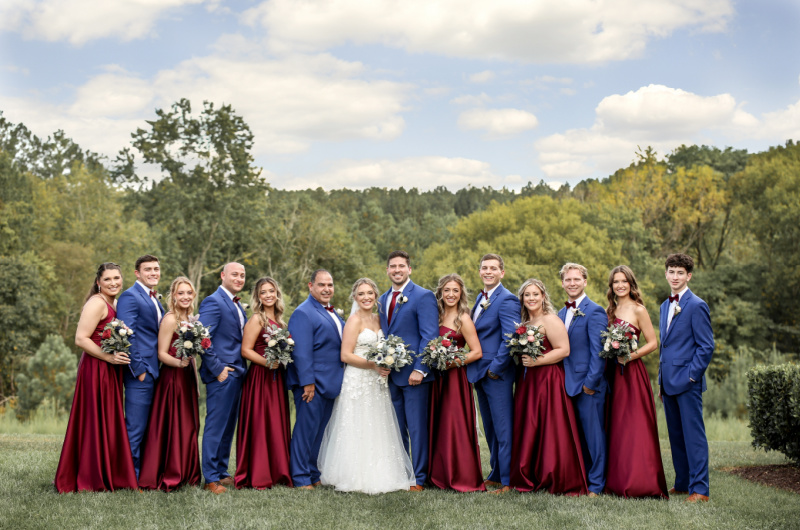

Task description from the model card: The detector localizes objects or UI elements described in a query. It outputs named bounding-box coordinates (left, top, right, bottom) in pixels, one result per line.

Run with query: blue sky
left=1, top=0, right=798, bottom=190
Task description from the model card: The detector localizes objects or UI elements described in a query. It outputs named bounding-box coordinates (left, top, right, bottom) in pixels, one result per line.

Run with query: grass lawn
left=1, top=410, right=798, bottom=529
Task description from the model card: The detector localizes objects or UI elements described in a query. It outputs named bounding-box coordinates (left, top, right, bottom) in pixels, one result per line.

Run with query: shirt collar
left=136, top=280, right=154, bottom=295
left=392, top=279, right=411, bottom=293
left=570, top=293, right=587, bottom=307
left=672, top=287, right=689, bottom=302
left=484, top=284, right=501, bottom=299
left=220, top=286, right=238, bottom=300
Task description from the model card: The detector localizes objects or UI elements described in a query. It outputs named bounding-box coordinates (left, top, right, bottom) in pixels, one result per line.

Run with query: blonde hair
left=251, top=277, right=286, bottom=328
left=517, top=278, right=555, bottom=321
left=559, top=262, right=588, bottom=280
left=435, top=273, right=470, bottom=333
left=167, top=276, right=196, bottom=323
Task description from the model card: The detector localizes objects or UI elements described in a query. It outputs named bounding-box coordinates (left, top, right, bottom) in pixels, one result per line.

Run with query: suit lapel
left=665, top=289, right=691, bottom=341
left=660, top=299, right=669, bottom=342
left=136, top=283, right=159, bottom=323
left=312, top=297, right=340, bottom=337
left=219, top=288, right=243, bottom=338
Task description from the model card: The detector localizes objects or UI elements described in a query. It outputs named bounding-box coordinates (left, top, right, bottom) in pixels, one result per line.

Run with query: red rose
left=624, top=332, right=633, bottom=339
left=102, top=329, right=112, bottom=339
left=201, top=338, right=212, bottom=349
left=441, top=338, right=452, bottom=347
left=516, top=326, right=527, bottom=335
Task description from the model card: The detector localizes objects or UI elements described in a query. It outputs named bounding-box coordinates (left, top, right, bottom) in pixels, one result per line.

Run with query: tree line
left=1, top=99, right=798, bottom=410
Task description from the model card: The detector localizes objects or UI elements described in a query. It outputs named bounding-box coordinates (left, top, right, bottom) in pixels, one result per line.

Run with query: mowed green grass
left=1, top=410, right=798, bottom=530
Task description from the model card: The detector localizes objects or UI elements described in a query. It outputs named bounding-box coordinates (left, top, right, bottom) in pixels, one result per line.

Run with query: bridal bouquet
left=598, top=321, right=638, bottom=362
left=504, top=323, right=545, bottom=365
left=420, top=332, right=467, bottom=371
left=172, top=320, right=212, bottom=359
left=262, top=324, right=294, bottom=367
left=364, top=334, right=414, bottom=385
left=100, top=319, right=134, bottom=354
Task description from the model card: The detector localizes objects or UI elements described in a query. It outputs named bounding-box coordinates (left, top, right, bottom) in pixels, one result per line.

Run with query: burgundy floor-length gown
left=138, top=333, right=201, bottom=491
left=55, top=301, right=138, bottom=493
left=235, top=322, right=292, bottom=489
left=428, top=326, right=486, bottom=492
left=510, top=336, right=588, bottom=495
left=604, top=319, right=669, bottom=499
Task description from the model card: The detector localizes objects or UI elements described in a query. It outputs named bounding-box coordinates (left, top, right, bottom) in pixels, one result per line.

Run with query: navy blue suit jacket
left=658, top=289, right=715, bottom=395
left=116, top=282, right=164, bottom=379
left=467, top=283, right=520, bottom=384
left=378, top=280, right=439, bottom=387
left=558, top=296, right=607, bottom=397
left=198, top=286, right=248, bottom=385
left=286, top=295, right=345, bottom=399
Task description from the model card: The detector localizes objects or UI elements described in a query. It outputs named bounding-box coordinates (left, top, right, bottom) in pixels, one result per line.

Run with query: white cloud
left=244, top=0, right=733, bottom=63
left=458, top=108, right=539, bottom=137
left=450, top=93, right=492, bottom=106
left=469, top=70, right=495, bottom=83
left=284, top=156, right=516, bottom=190
left=0, top=0, right=206, bottom=45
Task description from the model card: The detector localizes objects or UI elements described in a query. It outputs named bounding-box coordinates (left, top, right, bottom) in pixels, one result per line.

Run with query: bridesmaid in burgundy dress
left=235, top=277, right=292, bottom=489
left=510, top=279, right=588, bottom=496
left=428, top=273, right=485, bottom=492
left=55, top=262, right=138, bottom=492
left=138, top=276, right=201, bottom=491
left=604, top=265, right=668, bottom=499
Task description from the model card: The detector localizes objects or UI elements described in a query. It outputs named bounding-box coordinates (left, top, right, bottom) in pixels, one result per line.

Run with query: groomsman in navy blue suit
left=468, top=253, right=519, bottom=494
left=557, top=262, right=608, bottom=497
left=199, top=262, right=248, bottom=494
left=379, top=251, right=438, bottom=490
left=116, top=254, right=163, bottom=479
left=659, top=253, right=715, bottom=503
left=287, top=269, right=346, bottom=489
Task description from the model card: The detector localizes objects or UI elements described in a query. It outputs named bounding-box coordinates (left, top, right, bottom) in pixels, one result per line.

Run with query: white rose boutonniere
left=336, top=308, right=344, bottom=319
left=572, top=307, right=585, bottom=318
left=397, top=295, right=408, bottom=306
left=674, top=304, right=682, bottom=315
left=481, top=298, right=491, bottom=310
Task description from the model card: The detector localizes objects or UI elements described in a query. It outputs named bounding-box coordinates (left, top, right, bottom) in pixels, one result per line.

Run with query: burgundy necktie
left=149, top=290, right=157, bottom=298
left=388, top=291, right=400, bottom=324
left=233, top=296, right=241, bottom=304
left=669, top=294, right=679, bottom=303
left=565, top=301, right=576, bottom=309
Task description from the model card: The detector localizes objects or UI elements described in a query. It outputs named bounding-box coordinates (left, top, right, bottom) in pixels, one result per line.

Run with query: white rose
left=519, top=338, right=528, bottom=345
left=604, top=342, right=610, bottom=351
left=631, top=340, right=638, bottom=350
left=387, top=347, right=396, bottom=355
left=118, top=329, right=127, bottom=336
left=183, top=340, right=193, bottom=349
left=268, top=339, right=277, bottom=348
left=110, top=320, right=119, bottom=327
left=385, top=356, right=395, bottom=365
left=287, top=338, right=295, bottom=345
left=180, top=326, right=188, bottom=333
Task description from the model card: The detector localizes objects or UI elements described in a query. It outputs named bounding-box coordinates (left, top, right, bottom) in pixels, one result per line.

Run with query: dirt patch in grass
left=721, top=464, right=800, bottom=495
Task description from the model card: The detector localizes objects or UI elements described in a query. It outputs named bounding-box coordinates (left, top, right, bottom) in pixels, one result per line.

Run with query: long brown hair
left=167, top=276, right=196, bottom=323
left=85, top=262, right=122, bottom=303
left=435, top=273, right=470, bottom=333
left=606, top=265, right=644, bottom=323
left=251, top=277, right=286, bottom=328
left=517, top=278, right=555, bottom=321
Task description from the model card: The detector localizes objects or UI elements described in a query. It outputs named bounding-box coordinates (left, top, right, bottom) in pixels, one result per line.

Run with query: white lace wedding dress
left=318, top=328, right=415, bottom=494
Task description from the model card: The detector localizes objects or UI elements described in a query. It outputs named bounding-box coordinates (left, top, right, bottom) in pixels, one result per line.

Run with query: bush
left=14, top=334, right=77, bottom=420
left=747, top=363, right=800, bottom=463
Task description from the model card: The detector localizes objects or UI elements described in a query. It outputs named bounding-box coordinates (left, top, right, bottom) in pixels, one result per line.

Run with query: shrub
left=14, top=334, right=77, bottom=420
left=747, top=363, right=800, bottom=463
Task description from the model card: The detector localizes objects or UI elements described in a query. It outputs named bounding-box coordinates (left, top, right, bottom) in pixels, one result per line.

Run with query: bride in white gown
left=318, top=278, right=415, bottom=494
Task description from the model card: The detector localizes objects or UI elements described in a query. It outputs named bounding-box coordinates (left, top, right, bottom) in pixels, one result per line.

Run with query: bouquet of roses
left=504, top=322, right=546, bottom=365
left=172, top=320, right=212, bottom=359
left=100, top=319, right=134, bottom=354
left=598, top=321, right=638, bottom=362
left=262, top=324, right=295, bottom=367
left=420, top=332, right=467, bottom=371
left=364, top=334, right=414, bottom=385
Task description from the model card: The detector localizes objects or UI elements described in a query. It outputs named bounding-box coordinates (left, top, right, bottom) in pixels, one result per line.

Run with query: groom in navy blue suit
left=199, top=262, right=248, bottom=494
left=557, top=262, right=608, bottom=497
left=379, top=251, right=438, bottom=490
left=116, top=254, right=163, bottom=479
left=659, top=253, right=715, bottom=503
left=468, top=253, right=519, bottom=493
left=287, top=269, right=346, bottom=489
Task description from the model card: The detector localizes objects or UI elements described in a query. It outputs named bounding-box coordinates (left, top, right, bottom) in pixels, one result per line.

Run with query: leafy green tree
left=14, top=334, right=78, bottom=420
left=113, top=99, right=270, bottom=293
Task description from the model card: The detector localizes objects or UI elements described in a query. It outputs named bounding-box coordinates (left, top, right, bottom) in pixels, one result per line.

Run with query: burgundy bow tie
left=480, top=290, right=488, bottom=300
left=149, top=290, right=158, bottom=299
left=669, top=294, right=679, bottom=303
left=565, top=301, right=576, bottom=309
left=233, top=296, right=241, bottom=304
left=325, top=305, right=335, bottom=313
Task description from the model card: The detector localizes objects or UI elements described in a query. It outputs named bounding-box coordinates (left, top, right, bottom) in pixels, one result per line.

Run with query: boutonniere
left=396, top=295, right=408, bottom=306
left=335, top=308, right=344, bottom=319
left=481, top=299, right=491, bottom=310
left=156, top=293, right=163, bottom=301
left=572, top=307, right=585, bottom=318
left=673, top=304, right=681, bottom=315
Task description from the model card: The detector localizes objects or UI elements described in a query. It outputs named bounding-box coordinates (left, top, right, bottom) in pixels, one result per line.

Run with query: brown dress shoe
left=685, top=493, right=709, bottom=503
left=312, top=481, right=322, bottom=487
left=218, top=476, right=234, bottom=486
left=668, top=487, right=689, bottom=495
left=408, top=485, right=425, bottom=491
left=296, top=485, right=314, bottom=490
left=483, top=479, right=502, bottom=488
left=203, top=482, right=227, bottom=495
left=488, top=486, right=512, bottom=494
left=587, top=492, right=600, bottom=498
